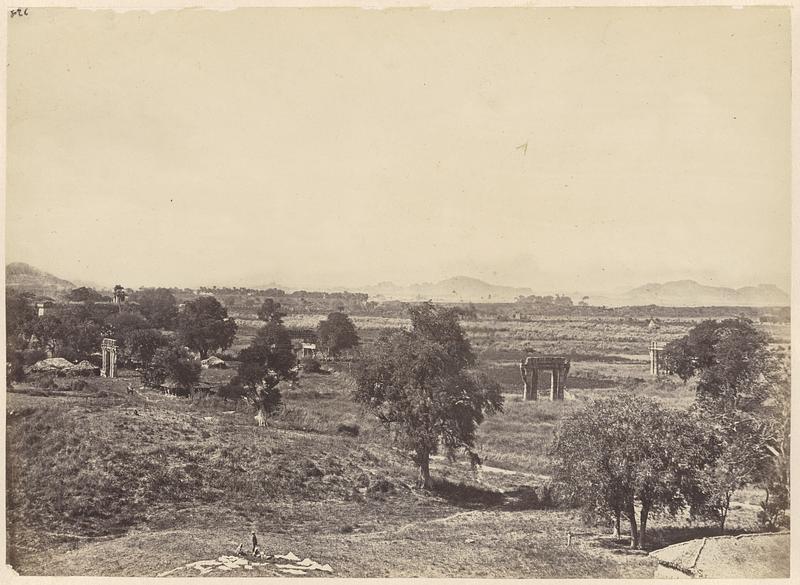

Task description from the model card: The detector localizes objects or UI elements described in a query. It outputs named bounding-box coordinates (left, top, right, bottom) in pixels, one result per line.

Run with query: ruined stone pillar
left=550, top=369, right=558, bottom=401
left=109, top=348, right=117, bottom=378
left=530, top=369, right=538, bottom=401
left=101, top=338, right=118, bottom=378
left=649, top=342, right=662, bottom=377
left=649, top=343, right=655, bottom=376
left=520, top=361, right=529, bottom=400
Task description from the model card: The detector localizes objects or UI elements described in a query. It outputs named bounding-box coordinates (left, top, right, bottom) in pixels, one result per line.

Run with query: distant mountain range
left=5, top=262, right=789, bottom=307
left=361, top=277, right=788, bottom=306
left=360, top=276, right=534, bottom=302
left=612, top=280, right=789, bottom=307
left=6, top=262, right=75, bottom=297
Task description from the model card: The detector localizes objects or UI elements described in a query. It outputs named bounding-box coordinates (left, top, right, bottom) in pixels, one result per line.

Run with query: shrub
left=143, top=343, right=201, bottom=390
left=31, top=373, right=58, bottom=390
left=301, top=357, right=322, bottom=373
left=336, top=422, right=360, bottom=437
left=7, top=349, right=26, bottom=383
left=22, top=348, right=47, bottom=366
left=66, top=379, right=95, bottom=393
left=218, top=381, right=248, bottom=401
left=758, top=478, right=790, bottom=531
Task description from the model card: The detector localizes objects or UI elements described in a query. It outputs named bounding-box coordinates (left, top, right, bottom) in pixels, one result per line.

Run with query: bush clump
left=336, top=422, right=360, bottom=437
left=300, top=357, right=322, bottom=373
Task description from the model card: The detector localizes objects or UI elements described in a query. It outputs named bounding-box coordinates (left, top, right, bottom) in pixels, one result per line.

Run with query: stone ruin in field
left=519, top=356, right=570, bottom=401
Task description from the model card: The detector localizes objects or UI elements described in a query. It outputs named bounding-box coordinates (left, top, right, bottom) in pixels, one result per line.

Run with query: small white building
left=297, top=342, right=318, bottom=359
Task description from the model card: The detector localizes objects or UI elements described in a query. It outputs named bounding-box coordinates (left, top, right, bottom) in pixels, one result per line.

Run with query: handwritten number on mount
left=10, top=8, right=29, bottom=18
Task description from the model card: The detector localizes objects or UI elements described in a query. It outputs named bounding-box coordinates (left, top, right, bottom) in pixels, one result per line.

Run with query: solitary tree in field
left=317, top=311, right=359, bottom=357
left=353, top=303, right=503, bottom=489
left=551, top=395, right=712, bottom=549
left=176, top=296, right=237, bottom=359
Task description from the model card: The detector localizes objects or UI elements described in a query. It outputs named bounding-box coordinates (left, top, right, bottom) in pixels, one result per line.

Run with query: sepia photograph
left=4, top=2, right=793, bottom=579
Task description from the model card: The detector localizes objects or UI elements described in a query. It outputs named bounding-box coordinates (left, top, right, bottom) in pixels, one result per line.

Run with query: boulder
left=67, top=360, right=98, bottom=376
left=27, top=357, right=75, bottom=374
left=650, top=532, right=789, bottom=578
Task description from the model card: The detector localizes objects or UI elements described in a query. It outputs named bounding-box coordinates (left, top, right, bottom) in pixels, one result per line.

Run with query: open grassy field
left=6, top=371, right=770, bottom=576
left=6, top=310, right=786, bottom=577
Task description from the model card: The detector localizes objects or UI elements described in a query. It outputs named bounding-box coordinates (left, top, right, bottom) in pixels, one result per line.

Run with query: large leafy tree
left=353, top=303, right=502, bottom=489
left=692, top=417, right=768, bottom=534
left=317, top=311, right=359, bottom=357
left=551, top=395, right=713, bottom=549
left=662, top=318, right=773, bottom=412
left=176, top=296, right=237, bottom=359
left=664, top=318, right=790, bottom=530
left=134, top=288, right=179, bottom=329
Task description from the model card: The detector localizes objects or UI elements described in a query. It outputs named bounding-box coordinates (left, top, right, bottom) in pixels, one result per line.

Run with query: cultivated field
left=5, top=311, right=787, bottom=577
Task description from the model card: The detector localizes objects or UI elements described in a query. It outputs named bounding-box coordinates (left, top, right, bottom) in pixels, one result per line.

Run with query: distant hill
left=361, top=276, right=533, bottom=302
left=620, top=280, right=788, bottom=307
left=6, top=262, right=75, bottom=297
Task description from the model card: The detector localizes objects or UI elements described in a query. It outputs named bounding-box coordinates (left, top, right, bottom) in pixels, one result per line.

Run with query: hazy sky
left=6, top=7, right=791, bottom=293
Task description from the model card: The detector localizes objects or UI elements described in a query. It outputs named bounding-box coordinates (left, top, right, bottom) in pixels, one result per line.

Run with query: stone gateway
left=519, top=356, right=570, bottom=401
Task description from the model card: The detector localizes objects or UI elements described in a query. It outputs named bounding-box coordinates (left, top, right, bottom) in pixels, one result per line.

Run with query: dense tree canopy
left=6, top=291, right=36, bottom=338
left=353, top=302, right=502, bottom=489
left=67, top=287, right=106, bottom=303
left=125, top=328, right=168, bottom=364
left=176, top=296, right=237, bottom=359
left=24, top=312, right=104, bottom=362
left=134, top=288, right=178, bottom=329
left=317, top=311, right=359, bottom=357
left=105, top=311, right=151, bottom=338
